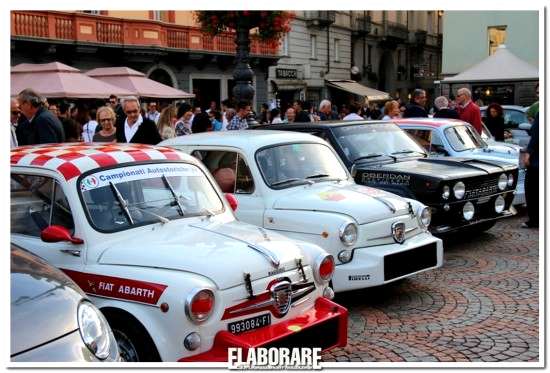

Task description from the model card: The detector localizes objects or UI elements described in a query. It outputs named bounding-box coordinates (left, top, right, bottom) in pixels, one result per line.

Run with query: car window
left=255, top=143, right=348, bottom=189
left=444, top=125, right=485, bottom=152
left=405, top=129, right=432, bottom=151
left=504, top=110, right=528, bottom=127
left=11, top=174, right=75, bottom=237
left=79, top=162, right=223, bottom=232
left=191, top=150, right=254, bottom=194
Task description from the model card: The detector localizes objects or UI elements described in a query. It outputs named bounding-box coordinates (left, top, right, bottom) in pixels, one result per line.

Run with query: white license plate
left=228, top=313, right=271, bottom=334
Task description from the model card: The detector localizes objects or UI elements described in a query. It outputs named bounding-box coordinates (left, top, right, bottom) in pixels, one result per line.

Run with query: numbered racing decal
left=62, top=269, right=167, bottom=305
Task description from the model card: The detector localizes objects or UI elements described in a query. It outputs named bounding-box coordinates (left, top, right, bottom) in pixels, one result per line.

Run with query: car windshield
left=79, top=162, right=223, bottom=232
left=444, top=125, right=487, bottom=152
left=255, top=143, right=348, bottom=189
left=332, top=122, right=427, bottom=163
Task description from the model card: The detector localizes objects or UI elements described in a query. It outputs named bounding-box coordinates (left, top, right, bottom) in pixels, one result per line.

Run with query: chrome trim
left=247, top=244, right=280, bottom=268
left=367, top=226, right=417, bottom=241
left=370, top=195, right=397, bottom=213
left=185, top=288, right=215, bottom=325
left=60, top=249, right=81, bottom=257
left=228, top=298, right=275, bottom=314
left=291, top=297, right=310, bottom=308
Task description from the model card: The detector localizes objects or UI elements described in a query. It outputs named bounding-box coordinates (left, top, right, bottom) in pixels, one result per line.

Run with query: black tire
left=105, top=311, right=161, bottom=362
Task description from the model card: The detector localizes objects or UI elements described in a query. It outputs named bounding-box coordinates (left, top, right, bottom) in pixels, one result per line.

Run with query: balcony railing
left=352, top=16, right=371, bottom=35
left=11, top=10, right=279, bottom=56
left=305, top=11, right=335, bottom=28
left=385, top=21, right=409, bottom=41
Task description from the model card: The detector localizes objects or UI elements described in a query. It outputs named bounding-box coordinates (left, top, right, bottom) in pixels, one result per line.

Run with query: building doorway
left=149, top=68, right=174, bottom=87
left=192, top=79, right=221, bottom=110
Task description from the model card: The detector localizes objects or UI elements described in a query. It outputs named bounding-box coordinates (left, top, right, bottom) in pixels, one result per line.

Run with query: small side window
left=406, top=129, right=432, bottom=152
left=11, top=174, right=75, bottom=237
left=191, top=150, right=254, bottom=194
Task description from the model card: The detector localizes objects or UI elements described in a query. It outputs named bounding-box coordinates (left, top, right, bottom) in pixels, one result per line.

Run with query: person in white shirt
left=343, top=102, right=364, bottom=121
left=145, top=101, right=161, bottom=124
left=381, top=100, right=401, bottom=121
left=270, top=108, right=283, bottom=124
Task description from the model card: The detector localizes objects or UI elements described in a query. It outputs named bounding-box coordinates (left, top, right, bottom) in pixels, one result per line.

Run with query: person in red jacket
left=456, top=88, right=483, bottom=134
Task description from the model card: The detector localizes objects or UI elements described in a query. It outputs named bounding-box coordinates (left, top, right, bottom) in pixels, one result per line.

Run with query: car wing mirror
left=41, top=225, right=84, bottom=245
left=518, top=123, right=532, bottom=131
left=225, top=193, right=238, bottom=212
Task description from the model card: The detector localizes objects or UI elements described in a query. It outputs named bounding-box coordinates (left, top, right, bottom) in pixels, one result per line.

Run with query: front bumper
left=179, top=297, right=347, bottom=362
left=512, top=169, right=526, bottom=205
left=429, top=192, right=516, bottom=234
left=331, top=232, right=443, bottom=292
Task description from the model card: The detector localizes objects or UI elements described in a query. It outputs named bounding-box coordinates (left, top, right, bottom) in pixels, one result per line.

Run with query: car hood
left=360, top=157, right=513, bottom=180
left=464, top=146, right=519, bottom=164
left=11, top=247, right=82, bottom=356
left=271, top=181, right=412, bottom=224
left=98, top=221, right=304, bottom=290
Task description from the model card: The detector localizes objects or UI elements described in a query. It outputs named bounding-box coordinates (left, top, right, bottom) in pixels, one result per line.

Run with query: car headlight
left=186, top=289, right=215, bottom=324
left=442, top=185, right=450, bottom=200
left=495, top=195, right=505, bottom=213
left=338, top=249, right=353, bottom=263
left=339, top=222, right=358, bottom=246
left=77, top=301, right=114, bottom=360
left=498, top=173, right=507, bottom=190
left=417, top=206, right=431, bottom=229
left=453, top=181, right=465, bottom=199
left=507, top=173, right=514, bottom=187
left=462, top=202, right=475, bottom=221
left=314, top=254, right=335, bottom=283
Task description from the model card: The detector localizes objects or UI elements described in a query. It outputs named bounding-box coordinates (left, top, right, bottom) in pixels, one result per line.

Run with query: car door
left=11, top=171, right=85, bottom=270
left=190, top=148, right=266, bottom=227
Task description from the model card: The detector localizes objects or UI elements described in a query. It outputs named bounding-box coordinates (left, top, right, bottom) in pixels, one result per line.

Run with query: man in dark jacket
left=433, top=96, right=459, bottom=119
left=293, top=100, right=311, bottom=123
left=116, top=96, right=162, bottom=144
left=403, top=89, right=428, bottom=118
left=17, top=89, right=65, bottom=145
left=521, top=112, right=539, bottom=229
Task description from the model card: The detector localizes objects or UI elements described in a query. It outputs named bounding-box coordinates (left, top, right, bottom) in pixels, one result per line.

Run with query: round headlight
left=498, top=173, right=507, bottom=190
left=338, top=249, right=353, bottom=264
left=339, top=222, right=358, bottom=246
left=462, top=202, right=475, bottom=221
left=442, top=185, right=450, bottom=200
left=453, top=182, right=465, bottom=199
left=507, top=173, right=514, bottom=187
left=418, top=206, right=431, bottom=228
left=495, top=195, right=505, bottom=213
left=186, top=289, right=215, bottom=324
left=77, top=301, right=113, bottom=360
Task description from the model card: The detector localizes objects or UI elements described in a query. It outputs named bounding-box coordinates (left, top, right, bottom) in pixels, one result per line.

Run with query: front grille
left=464, top=176, right=499, bottom=199
left=263, top=317, right=340, bottom=351
left=384, top=242, right=438, bottom=281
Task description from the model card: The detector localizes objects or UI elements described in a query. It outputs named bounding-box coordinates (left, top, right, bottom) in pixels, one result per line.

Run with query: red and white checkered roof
left=11, top=143, right=187, bottom=181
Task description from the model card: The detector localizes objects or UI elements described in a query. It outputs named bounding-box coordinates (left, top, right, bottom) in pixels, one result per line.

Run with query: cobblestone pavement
left=323, top=213, right=540, bottom=363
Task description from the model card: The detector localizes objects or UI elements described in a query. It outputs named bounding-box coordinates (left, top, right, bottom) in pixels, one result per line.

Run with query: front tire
left=106, top=311, right=161, bottom=362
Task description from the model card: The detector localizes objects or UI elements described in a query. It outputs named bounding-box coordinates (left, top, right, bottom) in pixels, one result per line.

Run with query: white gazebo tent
left=440, top=45, right=538, bottom=105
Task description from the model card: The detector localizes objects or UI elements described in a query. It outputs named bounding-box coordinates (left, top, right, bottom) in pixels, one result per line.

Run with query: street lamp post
left=233, top=19, right=255, bottom=105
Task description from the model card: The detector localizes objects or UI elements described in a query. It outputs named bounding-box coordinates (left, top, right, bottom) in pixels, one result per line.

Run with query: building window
left=310, top=35, right=317, bottom=59
left=488, top=25, right=507, bottom=55
left=282, top=34, right=289, bottom=56
left=334, top=39, right=340, bottom=62
left=151, top=11, right=170, bottom=22
left=427, top=11, right=434, bottom=34
left=396, top=11, right=402, bottom=24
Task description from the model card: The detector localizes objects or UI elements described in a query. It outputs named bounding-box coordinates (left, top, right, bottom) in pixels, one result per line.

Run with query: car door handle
left=60, top=249, right=81, bottom=257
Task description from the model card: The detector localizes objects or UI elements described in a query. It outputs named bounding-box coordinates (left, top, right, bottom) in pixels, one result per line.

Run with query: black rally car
left=259, top=121, right=518, bottom=234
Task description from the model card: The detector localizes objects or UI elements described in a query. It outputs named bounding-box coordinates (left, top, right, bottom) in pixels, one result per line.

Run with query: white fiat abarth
left=161, top=131, right=444, bottom=293
left=10, top=143, right=347, bottom=362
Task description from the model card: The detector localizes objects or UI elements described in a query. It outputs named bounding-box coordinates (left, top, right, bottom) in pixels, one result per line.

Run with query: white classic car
left=10, top=143, right=347, bottom=362
left=395, top=118, right=525, bottom=205
left=161, top=131, right=444, bottom=293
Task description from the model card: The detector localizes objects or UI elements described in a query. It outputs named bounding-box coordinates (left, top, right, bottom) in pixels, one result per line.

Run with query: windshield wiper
left=128, top=205, right=170, bottom=224
left=354, top=153, right=397, bottom=163
left=161, top=174, right=185, bottom=217
left=271, top=178, right=313, bottom=187
left=109, top=182, right=134, bottom=225
left=391, top=150, right=427, bottom=157
left=305, top=173, right=330, bottom=179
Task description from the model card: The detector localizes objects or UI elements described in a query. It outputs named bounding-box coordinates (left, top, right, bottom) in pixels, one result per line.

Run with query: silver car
left=11, top=245, right=119, bottom=362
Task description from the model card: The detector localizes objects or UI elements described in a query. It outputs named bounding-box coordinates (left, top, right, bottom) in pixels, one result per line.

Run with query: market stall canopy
left=11, top=62, right=134, bottom=98
left=85, top=67, right=195, bottom=99
left=326, top=80, right=391, bottom=101
left=441, top=45, right=538, bottom=83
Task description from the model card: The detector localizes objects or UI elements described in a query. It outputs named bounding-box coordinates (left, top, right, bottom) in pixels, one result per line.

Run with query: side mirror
left=518, top=122, right=532, bottom=131
left=225, top=193, right=238, bottom=212
left=41, top=225, right=84, bottom=245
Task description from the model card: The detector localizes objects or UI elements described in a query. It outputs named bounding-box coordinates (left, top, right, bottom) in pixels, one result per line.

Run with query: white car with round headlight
left=10, top=143, right=347, bottom=362
left=161, top=131, right=444, bottom=293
